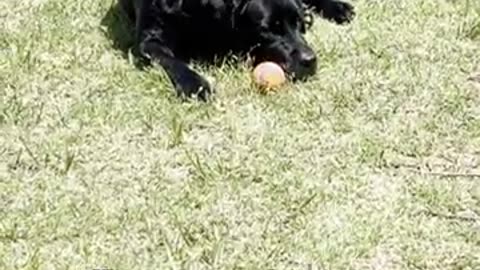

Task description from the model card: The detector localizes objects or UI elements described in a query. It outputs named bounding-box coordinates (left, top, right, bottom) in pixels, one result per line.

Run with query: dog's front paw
left=327, top=1, right=355, bottom=24
left=175, top=71, right=213, bottom=101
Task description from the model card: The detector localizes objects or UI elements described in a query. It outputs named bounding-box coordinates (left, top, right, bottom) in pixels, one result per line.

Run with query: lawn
left=1, top=0, right=480, bottom=269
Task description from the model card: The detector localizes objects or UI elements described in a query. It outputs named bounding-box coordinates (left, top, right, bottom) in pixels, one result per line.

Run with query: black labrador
left=119, top=0, right=354, bottom=100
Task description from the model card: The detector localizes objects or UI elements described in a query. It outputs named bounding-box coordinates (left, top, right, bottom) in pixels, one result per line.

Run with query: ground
left=1, top=0, right=480, bottom=269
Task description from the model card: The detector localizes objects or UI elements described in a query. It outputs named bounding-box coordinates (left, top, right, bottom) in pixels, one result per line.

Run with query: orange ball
left=252, top=62, right=286, bottom=90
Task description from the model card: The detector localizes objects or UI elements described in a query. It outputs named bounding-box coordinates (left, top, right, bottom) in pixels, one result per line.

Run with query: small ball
left=252, top=62, right=286, bottom=90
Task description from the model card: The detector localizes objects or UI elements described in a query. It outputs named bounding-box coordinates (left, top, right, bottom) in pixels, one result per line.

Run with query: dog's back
left=120, top=0, right=248, bottom=59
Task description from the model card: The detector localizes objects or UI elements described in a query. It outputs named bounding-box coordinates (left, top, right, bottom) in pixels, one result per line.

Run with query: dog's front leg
left=302, top=0, right=355, bottom=24
left=138, top=34, right=212, bottom=101
left=135, top=0, right=212, bottom=101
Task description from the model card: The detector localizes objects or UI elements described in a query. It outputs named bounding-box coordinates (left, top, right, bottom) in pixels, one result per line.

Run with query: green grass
left=1, top=0, right=480, bottom=269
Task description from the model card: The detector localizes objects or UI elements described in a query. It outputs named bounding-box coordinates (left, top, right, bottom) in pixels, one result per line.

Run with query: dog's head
left=236, top=0, right=317, bottom=80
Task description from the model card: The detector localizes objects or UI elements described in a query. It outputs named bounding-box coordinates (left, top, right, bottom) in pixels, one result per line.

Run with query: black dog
left=119, top=0, right=354, bottom=100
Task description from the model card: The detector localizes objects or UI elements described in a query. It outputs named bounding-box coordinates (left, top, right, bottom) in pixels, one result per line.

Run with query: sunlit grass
left=1, top=0, right=480, bottom=269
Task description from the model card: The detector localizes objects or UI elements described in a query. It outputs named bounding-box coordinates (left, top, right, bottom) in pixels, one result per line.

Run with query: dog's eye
left=272, top=20, right=282, bottom=31
left=270, top=20, right=286, bottom=35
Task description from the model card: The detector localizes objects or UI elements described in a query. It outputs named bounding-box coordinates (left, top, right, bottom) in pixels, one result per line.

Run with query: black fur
left=119, top=0, right=354, bottom=100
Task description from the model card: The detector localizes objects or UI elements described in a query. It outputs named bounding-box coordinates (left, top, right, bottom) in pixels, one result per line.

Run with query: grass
left=1, top=0, right=480, bottom=269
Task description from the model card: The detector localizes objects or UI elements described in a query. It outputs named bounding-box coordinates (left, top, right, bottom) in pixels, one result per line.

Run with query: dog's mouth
left=277, top=62, right=289, bottom=74
left=254, top=61, right=314, bottom=82
left=250, top=47, right=317, bottom=81
left=280, top=61, right=317, bottom=81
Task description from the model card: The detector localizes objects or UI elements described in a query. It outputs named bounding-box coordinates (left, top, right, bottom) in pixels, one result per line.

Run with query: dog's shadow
left=101, top=3, right=147, bottom=67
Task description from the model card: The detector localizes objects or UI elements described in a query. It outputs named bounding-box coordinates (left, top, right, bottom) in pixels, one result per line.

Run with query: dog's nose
left=299, top=50, right=317, bottom=69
